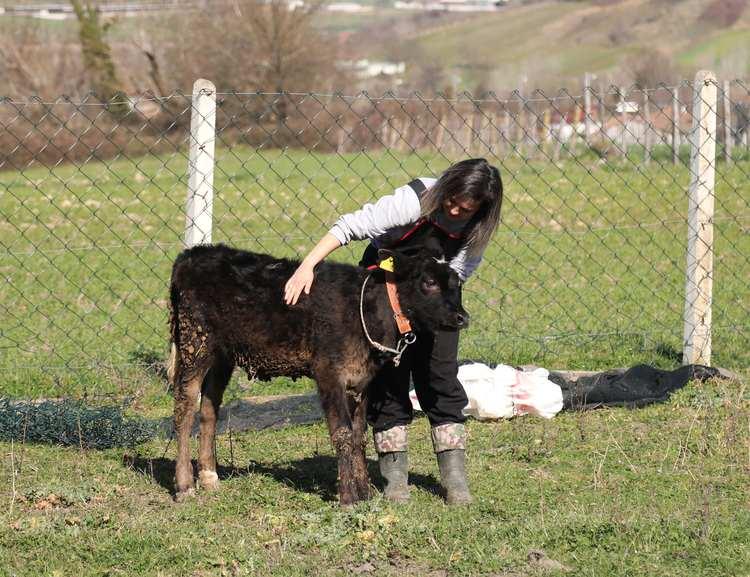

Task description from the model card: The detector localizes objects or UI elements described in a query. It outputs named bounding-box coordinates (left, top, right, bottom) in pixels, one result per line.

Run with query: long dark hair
left=420, top=158, right=503, bottom=257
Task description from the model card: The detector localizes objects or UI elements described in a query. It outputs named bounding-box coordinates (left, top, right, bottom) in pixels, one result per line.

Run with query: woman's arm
left=284, top=233, right=342, bottom=305
left=286, top=184, right=421, bottom=305
left=285, top=182, right=426, bottom=305
left=329, top=184, right=421, bottom=245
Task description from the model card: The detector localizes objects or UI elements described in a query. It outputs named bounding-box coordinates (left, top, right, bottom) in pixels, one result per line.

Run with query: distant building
left=395, top=0, right=507, bottom=11
left=615, top=101, right=640, bottom=114
left=338, top=59, right=406, bottom=84
left=354, top=60, right=405, bottom=79
left=326, top=2, right=374, bottom=12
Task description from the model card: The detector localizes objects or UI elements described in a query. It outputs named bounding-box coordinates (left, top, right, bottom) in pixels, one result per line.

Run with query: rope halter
left=359, top=272, right=416, bottom=367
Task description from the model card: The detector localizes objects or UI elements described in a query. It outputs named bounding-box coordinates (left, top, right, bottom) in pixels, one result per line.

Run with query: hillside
left=327, top=0, right=750, bottom=91
left=1, top=0, right=748, bottom=95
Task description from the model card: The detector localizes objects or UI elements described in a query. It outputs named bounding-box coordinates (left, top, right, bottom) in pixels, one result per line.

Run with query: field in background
left=1, top=147, right=748, bottom=406
left=4, top=0, right=750, bottom=93
left=358, top=0, right=750, bottom=89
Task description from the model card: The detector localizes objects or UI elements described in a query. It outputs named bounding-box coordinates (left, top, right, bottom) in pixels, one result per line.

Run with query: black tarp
left=547, top=364, right=723, bottom=410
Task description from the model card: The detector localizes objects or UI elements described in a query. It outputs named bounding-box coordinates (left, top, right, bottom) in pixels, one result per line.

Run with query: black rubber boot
left=436, top=449, right=473, bottom=505
left=378, top=451, right=410, bottom=502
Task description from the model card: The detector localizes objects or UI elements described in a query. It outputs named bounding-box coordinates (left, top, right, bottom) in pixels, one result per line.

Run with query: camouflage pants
left=373, top=425, right=408, bottom=453
left=374, top=423, right=466, bottom=454
left=431, top=422, right=466, bottom=452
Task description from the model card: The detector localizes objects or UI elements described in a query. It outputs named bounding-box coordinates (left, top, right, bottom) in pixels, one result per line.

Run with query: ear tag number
left=379, top=257, right=395, bottom=272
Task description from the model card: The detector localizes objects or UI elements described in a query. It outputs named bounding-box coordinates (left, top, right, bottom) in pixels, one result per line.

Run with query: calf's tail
left=167, top=281, right=181, bottom=387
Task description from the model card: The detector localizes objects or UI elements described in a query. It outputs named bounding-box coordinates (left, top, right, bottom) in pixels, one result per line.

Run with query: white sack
left=409, top=363, right=563, bottom=420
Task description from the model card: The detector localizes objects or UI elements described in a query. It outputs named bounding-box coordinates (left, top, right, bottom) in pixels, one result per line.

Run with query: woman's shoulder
left=410, top=177, right=437, bottom=192
left=395, top=177, right=436, bottom=198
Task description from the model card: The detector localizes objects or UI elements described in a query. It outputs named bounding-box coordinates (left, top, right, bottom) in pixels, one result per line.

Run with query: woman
left=284, top=158, right=503, bottom=505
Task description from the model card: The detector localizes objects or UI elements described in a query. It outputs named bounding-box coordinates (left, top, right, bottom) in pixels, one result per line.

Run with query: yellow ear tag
left=379, top=257, right=395, bottom=272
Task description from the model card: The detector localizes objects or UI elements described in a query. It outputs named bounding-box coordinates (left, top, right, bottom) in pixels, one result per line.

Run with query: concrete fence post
left=598, top=86, right=606, bottom=141
left=643, top=88, right=652, bottom=165
left=619, top=86, right=627, bottom=153
left=502, top=110, right=510, bottom=153
left=683, top=70, right=717, bottom=366
left=583, top=73, right=593, bottom=148
left=185, top=78, right=216, bottom=247
left=723, top=80, right=733, bottom=163
left=672, top=87, right=681, bottom=164
left=517, top=94, right=526, bottom=158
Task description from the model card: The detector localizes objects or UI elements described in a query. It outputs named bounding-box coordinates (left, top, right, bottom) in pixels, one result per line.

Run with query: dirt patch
left=158, top=393, right=324, bottom=437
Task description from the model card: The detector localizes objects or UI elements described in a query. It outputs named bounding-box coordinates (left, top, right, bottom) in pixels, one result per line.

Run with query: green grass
left=314, top=9, right=404, bottom=34
left=676, top=28, right=750, bottom=72
left=1, top=145, right=749, bottom=401
left=400, top=3, right=586, bottom=88
left=0, top=376, right=747, bottom=576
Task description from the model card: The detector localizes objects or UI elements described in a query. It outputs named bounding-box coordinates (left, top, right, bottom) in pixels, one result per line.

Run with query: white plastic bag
left=410, top=362, right=563, bottom=420
left=506, top=365, right=564, bottom=419
left=459, top=363, right=515, bottom=419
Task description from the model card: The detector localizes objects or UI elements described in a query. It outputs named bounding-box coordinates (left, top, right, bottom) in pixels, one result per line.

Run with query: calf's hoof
left=174, top=487, right=196, bottom=502
left=357, top=485, right=373, bottom=502
left=198, top=470, right=220, bottom=492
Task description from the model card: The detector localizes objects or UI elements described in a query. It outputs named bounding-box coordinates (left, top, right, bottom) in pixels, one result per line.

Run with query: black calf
left=167, top=243, right=467, bottom=504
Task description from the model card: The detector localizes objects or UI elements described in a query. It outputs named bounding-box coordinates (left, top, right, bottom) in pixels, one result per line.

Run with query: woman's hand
left=283, top=233, right=342, bottom=306
left=284, top=263, right=315, bottom=306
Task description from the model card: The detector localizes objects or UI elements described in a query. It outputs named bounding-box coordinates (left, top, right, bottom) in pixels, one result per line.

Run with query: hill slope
left=332, top=0, right=750, bottom=91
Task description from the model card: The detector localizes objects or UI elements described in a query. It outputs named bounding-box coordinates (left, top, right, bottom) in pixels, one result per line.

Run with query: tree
left=243, top=0, right=333, bottom=126
left=623, top=47, right=677, bottom=88
left=69, top=0, right=127, bottom=113
left=152, top=1, right=345, bottom=118
left=246, top=0, right=327, bottom=90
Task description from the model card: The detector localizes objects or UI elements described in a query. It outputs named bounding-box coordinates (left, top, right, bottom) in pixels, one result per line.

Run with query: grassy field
left=1, top=136, right=748, bottom=576
left=1, top=145, right=748, bottom=403
left=0, top=376, right=747, bottom=576
left=677, top=28, right=750, bottom=70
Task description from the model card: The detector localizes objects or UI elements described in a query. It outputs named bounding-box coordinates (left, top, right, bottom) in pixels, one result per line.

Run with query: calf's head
left=377, top=247, right=469, bottom=332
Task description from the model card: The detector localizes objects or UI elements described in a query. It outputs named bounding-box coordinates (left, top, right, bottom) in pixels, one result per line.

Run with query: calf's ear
left=421, top=237, right=445, bottom=261
left=377, top=249, right=412, bottom=274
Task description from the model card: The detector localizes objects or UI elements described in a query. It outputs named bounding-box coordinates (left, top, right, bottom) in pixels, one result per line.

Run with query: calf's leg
left=198, top=358, right=233, bottom=491
left=348, top=391, right=371, bottom=501
left=173, top=363, right=210, bottom=500
left=317, top=372, right=358, bottom=506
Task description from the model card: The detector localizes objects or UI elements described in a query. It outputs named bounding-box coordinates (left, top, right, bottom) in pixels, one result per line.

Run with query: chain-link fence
left=1, top=73, right=748, bottom=399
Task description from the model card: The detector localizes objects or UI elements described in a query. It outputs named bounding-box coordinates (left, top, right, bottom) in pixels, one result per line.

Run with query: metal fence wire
left=1, top=75, right=749, bottom=397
